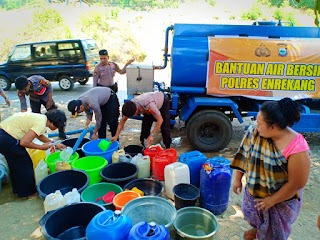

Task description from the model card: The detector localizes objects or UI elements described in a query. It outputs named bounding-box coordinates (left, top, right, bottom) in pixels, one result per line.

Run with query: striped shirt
left=230, top=125, right=309, bottom=198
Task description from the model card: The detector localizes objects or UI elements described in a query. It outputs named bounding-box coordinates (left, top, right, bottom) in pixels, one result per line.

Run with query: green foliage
left=229, top=15, right=235, bottom=20
left=272, top=8, right=297, bottom=24
left=241, top=4, right=263, bottom=20
left=0, top=0, right=47, bottom=10
left=96, top=0, right=181, bottom=11
left=205, top=0, right=216, bottom=7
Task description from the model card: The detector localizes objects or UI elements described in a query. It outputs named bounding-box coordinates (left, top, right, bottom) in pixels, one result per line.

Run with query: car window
left=34, top=43, right=57, bottom=59
left=82, top=39, right=98, bottom=55
left=58, top=42, right=82, bottom=58
left=9, top=45, right=31, bottom=61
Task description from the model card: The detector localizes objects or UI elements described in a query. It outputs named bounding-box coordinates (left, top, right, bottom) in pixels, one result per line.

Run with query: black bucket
left=123, top=178, right=164, bottom=196
left=37, top=169, right=89, bottom=199
left=39, top=202, right=105, bottom=240
left=61, top=137, right=91, bottom=158
left=124, top=145, right=144, bottom=157
left=100, top=162, right=138, bottom=188
left=173, top=183, right=200, bottom=210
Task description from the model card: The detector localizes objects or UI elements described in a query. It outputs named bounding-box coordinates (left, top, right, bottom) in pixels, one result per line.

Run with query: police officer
left=93, top=49, right=134, bottom=92
left=15, top=75, right=66, bottom=139
left=67, top=87, right=119, bottom=140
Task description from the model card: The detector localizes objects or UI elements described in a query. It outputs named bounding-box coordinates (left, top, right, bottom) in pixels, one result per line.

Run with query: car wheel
left=0, top=76, right=11, bottom=91
left=59, top=76, right=74, bottom=91
left=78, top=78, right=89, bottom=85
left=186, top=110, right=232, bottom=152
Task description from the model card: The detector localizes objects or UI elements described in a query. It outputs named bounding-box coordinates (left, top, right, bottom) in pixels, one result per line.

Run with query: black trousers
left=98, top=93, right=120, bottom=138
left=30, top=99, right=66, bottom=139
left=97, top=82, right=118, bottom=93
left=140, top=94, right=172, bottom=148
left=0, top=129, right=37, bottom=197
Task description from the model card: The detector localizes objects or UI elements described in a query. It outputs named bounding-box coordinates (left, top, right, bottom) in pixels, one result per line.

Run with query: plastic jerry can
left=44, top=190, right=64, bottom=213
left=136, top=155, right=150, bottom=178
left=152, top=154, right=171, bottom=181
left=179, top=150, right=207, bottom=187
left=164, top=162, right=190, bottom=199
left=200, top=163, right=232, bottom=215
left=34, top=159, right=48, bottom=185
left=130, top=153, right=144, bottom=165
left=163, top=148, right=177, bottom=163
left=112, top=149, right=125, bottom=163
left=128, top=222, right=170, bottom=240
left=144, top=146, right=163, bottom=170
left=205, top=156, right=233, bottom=175
left=63, top=188, right=80, bottom=205
left=86, top=210, right=132, bottom=240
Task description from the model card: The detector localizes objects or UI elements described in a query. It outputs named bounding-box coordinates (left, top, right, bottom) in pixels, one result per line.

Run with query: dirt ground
left=0, top=0, right=320, bottom=239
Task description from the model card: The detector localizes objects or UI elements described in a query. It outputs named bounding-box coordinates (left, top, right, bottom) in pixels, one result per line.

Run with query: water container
left=119, top=154, right=133, bottom=163
left=35, top=159, right=48, bottom=185
left=0, top=155, right=9, bottom=184
left=179, top=151, right=207, bottom=187
left=205, top=156, right=233, bottom=175
left=131, top=153, right=144, bottom=165
left=60, top=147, right=73, bottom=161
left=44, top=190, right=64, bottom=213
left=143, top=146, right=163, bottom=170
left=63, top=188, right=81, bottom=205
left=112, top=149, right=125, bottom=163
left=200, top=163, right=232, bottom=215
left=128, top=222, right=170, bottom=240
left=86, top=210, right=132, bottom=240
left=164, top=162, right=190, bottom=199
left=164, top=148, right=177, bottom=163
left=136, top=156, right=150, bottom=178
left=152, top=155, right=169, bottom=181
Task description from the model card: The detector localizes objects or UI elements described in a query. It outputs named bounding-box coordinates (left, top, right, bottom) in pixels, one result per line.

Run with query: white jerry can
left=164, top=162, right=190, bottom=200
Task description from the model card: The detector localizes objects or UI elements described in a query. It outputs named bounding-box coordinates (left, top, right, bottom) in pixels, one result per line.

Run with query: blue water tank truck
left=126, top=21, right=320, bottom=152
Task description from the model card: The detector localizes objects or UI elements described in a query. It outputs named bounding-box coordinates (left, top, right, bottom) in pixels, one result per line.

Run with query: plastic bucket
left=82, top=139, right=119, bottom=162
left=123, top=178, right=164, bottom=197
left=37, top=169, right=89, bottom=199
left=72, top=156, right=108, bottom=185
left=45, top=151, right=79, bottom=173
left=122, top=196, right=177, bottom=230
left=100, top=162, right=139, bottom=188
left=80, top=182, right=123, bottom=209
left=113, top=191, right=141, bottom=210
left=173, top=183, right=200, bottom=210
left=173, top=207, right=219, bottom=240
left=62, top=137, right=91, bottom=158
left=124, top=145, right=144, bottom=157
left=39, top=202, right=105, bottom=240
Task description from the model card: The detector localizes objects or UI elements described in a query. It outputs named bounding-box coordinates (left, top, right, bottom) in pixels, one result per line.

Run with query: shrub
left=241, top=4, right=263, bottom=20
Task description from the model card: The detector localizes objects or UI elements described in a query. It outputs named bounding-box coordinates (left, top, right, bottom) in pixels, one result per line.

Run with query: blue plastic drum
left=128, top=222, right=169, bottom=240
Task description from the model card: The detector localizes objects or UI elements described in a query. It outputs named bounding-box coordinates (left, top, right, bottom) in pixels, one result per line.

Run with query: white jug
left=136, top=156, right=150, bottom=178
left=34, top=159, right=48, bottom=185
left=119, top=154, right=132, bottom=163
left=164, top=162, right=190, bottom=199
left=130, top=153, right=143, bottom=165
left=44, top=190, right=64, bottom=213
left=112, top=149, right=125, bottom=163
left=63, top=188, right=80, bottom=205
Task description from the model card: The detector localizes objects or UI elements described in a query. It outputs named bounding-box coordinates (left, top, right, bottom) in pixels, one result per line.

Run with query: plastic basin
left=173, top=183, right=200, bottom=210
left=80, top=182, right=123, bottom=209
left=39, top=202, right=105, bottom=240
left=45, top=151, right=79, bottom=173
left=62, top=137, right=91, bottom=158
left=173, top=207, right=219, bottom=240
left=113, top=191, right=141, bottom=210
left=82, top=139, right=119, bottom=162
left=100, top=162, right=138, bottom=188
left=72, top=156, right=108, bottom=185
left=37, top=169, right=89, bottom=199
left=123, top=178, right=164, bottom=197
left=124, top=145, right=144, bottom=157
left=122, top=196, right=177, bottom=230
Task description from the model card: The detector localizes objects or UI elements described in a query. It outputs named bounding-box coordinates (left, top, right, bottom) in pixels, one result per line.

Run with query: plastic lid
left=149, top=222, right=156, bottom=227
left=114, top=210, right=121, bottom=216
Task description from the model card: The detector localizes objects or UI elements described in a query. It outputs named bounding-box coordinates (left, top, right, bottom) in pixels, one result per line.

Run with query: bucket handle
left=150, top=175, right=159, bottom=181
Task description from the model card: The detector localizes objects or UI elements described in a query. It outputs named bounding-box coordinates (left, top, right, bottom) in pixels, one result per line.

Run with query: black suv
left=0, top=38, right=99, bottom=91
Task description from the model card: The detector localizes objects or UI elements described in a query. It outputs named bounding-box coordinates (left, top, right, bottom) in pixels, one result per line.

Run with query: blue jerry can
left=200, top=163, right=232, bottom=215
left=128, top=222, right=170, bottom=240
left=86, top=210, right=132, bottom=240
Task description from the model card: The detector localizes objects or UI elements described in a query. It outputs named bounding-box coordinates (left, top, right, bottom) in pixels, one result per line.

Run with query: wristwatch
left=150, top=133, right=155, bottom=137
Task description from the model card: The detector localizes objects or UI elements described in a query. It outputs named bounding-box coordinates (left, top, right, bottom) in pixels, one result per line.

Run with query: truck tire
left=186, top=110, right=232, bottom=152
left=0, top=76, right=11, bottom=91
left=78, top=78, right=89, bottom=85
left=59, top=76, right=74, bottom=91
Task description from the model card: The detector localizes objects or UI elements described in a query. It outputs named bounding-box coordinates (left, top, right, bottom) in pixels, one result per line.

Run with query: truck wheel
left=78, top=78, right=89, bottom=85
left=186, top=110, right=232, bottom=152
left=59, top=76, right=74, bottom=91
left=0, top=76, right=11, bottom=91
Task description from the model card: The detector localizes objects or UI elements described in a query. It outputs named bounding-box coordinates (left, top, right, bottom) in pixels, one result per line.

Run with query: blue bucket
left=82, top=139, right=119, bottom=162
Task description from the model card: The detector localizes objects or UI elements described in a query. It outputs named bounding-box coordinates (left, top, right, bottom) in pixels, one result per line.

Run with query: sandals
left=243, top=229, right=257, bottom=240
left=27, top=192, right=39, bottom=200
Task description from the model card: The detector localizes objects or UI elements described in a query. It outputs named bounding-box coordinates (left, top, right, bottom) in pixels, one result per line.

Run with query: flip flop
left=242, top=229, right=257, bottom=240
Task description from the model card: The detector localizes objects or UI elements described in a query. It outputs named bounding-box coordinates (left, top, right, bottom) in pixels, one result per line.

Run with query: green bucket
left=72, top=156, right=108, bottom=185
left=45, top=151, right=79, bottom=173
left=173, top=207, right=219, bottom=239
left=80, top=182, right=123, bottom=209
